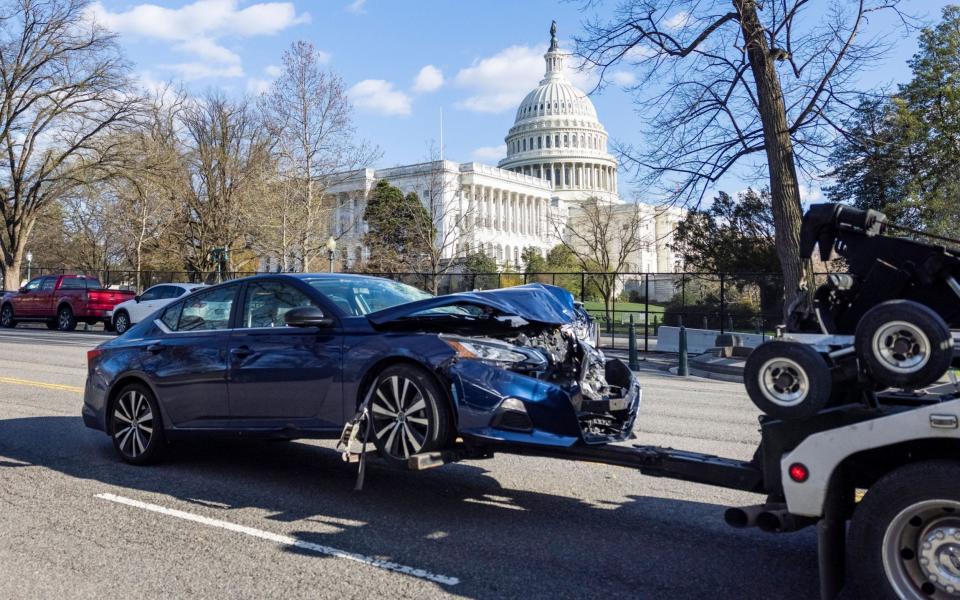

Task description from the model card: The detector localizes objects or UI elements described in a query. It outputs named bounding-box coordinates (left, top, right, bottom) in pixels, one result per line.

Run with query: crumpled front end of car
left=442, top=330, right=642, bottom=448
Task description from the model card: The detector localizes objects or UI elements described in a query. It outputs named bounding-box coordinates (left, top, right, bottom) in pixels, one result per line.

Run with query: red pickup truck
left=0, top=274, right=135, bottom=331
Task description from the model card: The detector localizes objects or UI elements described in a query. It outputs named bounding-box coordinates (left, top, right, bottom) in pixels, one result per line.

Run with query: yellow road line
left=0, top=376, right=83, bottom=393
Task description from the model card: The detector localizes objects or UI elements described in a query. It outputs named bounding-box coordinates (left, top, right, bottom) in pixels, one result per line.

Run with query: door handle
left=147, top=343, right=164, bottom=354
left=231, top=346, right=254, bottom=358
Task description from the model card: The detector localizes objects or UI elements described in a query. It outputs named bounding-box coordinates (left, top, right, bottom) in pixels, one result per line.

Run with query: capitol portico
left=321, top=22, right=683, bottom=286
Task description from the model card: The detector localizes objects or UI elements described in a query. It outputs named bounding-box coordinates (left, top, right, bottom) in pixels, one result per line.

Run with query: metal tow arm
left=336, top=377, right=379, bottom=491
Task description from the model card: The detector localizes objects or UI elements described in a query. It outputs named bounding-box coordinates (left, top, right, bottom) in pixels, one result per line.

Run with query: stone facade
left=309, top=23, right=684, bottom=282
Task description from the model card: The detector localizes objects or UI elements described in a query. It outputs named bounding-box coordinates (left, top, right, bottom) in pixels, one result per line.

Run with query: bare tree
left=106, top=87, right=185, bottom=288
left=552, top=198, right=648, bottom=321
left=0, top=0, right=140, bottom=289
left=406, top=153, right=476, bottom=294
left=258, top=41, right=379, bottom=271
left=576, top=1, right=909, bottom=314
left=174, top=93, right=274, bottom=273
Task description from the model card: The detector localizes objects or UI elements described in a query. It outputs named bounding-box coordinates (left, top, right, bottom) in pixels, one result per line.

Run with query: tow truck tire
left=744, top=341, right=832, bottom=419
left=847, top=460, right=960, bottom=599
left=855, top=300, right=952, bottom=390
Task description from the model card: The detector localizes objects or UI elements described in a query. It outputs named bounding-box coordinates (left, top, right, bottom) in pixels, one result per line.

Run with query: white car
left=110, top=283, right=207, bottom=335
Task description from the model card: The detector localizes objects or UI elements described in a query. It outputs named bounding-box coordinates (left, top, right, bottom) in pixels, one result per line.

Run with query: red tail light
left=87, top=348, right=104, bottom=370
left=788, top=463, right=809, bottom=483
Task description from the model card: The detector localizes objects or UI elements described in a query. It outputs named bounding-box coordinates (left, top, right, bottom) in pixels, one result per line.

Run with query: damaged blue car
left=82, top=274, right=641, bottom=465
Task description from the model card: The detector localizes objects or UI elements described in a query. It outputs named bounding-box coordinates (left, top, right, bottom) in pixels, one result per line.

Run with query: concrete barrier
left=657, top=326, right=768, bottom=354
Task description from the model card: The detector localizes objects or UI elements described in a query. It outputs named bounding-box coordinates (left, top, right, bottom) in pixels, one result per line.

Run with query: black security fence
left=20, top=266, right=804, bottom=342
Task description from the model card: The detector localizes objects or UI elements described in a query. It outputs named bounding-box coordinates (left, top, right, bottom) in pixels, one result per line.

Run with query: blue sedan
left=83, top=274, right=641, bottom=465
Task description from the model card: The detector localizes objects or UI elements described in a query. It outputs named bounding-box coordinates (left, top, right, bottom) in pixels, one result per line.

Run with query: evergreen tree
left=362, top=180, right=432, bottom=272
left=521, top=246, right=547, bottom=274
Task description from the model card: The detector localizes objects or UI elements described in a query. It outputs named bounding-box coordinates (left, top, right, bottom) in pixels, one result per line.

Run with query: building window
left=563, top=134, right=569, bottom=147
left=546, top=136, right=551, bottom=148
left=537, top=137, right=542, bottom=149
left=555, top=134, right=560, bottom=147
left=522, top=138, right=526, bottom=151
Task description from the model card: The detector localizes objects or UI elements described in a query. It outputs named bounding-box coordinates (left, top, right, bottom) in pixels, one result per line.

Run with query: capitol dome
left=498, top=21, right=619, bottom=202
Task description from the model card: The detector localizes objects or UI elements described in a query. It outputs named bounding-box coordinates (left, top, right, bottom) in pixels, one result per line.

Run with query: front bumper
left=448, top=358, right=642, bottom=448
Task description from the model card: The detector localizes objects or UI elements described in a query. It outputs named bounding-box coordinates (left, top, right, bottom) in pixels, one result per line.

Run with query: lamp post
left=25, top=251, right=32, bottom=280
left=326, top=237, right=337, bottom=273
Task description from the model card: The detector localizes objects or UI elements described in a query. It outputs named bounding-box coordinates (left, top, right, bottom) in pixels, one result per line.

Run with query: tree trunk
left=735, top=0, right=809, bottom=316
left=3, top=256, right=22, bottom=291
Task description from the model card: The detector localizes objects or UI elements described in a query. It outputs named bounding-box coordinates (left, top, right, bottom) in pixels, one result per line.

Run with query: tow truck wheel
left=744, top=341, right=832, bottom=419
left=847, top=461, right=960, bottom=599
left=855, top=300, right=953, bottom=390
left=367, top=365, right=452, bottom=468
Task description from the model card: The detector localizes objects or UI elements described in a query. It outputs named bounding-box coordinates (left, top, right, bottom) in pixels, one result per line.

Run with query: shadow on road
left=0, top=415, right=819, bottom=599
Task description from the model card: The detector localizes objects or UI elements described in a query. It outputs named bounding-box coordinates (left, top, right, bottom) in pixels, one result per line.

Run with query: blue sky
left=90, top=0, right=956, bottom=203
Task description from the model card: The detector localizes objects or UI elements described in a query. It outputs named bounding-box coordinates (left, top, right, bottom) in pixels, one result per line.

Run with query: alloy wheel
left=369, top=375, right=430, bottom=460
left=115, top=313, right=129, bottom=334
left=0, top=306, right=12, bottom=327
left=112, top=390, right=154, bottom=459
left=873, top=321, right=931, bottom=374
left=58, top=308, right=72, bottom=330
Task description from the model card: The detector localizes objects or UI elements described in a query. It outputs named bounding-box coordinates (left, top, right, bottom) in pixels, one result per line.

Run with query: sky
left=88, top=0, right=958, bottom=204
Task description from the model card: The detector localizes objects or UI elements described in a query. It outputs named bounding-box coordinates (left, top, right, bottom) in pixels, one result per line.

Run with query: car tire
left=56, top=305, right=77, bottom=331
left=846, top=460, right=960, bottom=599
left=0, top=303, right=16, bottom=328
left=113, top=311, right=130, bottom=335
left=854, top=300, right=953, bottom=390
left=109, top=383, right=166, bottom=465
left=744, top=341, right=832, bottom=419
left=45, top=319, right=57, bottom=330
left=367, top=364, right=453, bottom=468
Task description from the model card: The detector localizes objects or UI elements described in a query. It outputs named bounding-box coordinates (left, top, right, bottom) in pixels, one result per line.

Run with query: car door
left=32, top=276, right=57, bottom=317
left=129, top=285, right=167, bottom=323
left=226, top=279, right=342, bottom=425
left=14, top=277, right=43, bottom=316
left=137, top=284, right=239, bottom=427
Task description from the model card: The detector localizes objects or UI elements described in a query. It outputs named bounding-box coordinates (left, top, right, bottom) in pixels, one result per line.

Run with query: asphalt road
left=0, top=327, right=818, bottom=599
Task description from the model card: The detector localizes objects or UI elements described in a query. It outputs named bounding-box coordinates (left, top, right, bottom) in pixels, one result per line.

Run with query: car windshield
left=306, top=278, right=433, bottom=316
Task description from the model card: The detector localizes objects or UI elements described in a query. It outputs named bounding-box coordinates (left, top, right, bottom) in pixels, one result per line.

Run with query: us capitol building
left=325, top=23, right=683, bottom=291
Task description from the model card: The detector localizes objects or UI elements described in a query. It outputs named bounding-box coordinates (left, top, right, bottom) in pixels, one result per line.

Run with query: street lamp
left=325, top=236, right=337, bottom=273
left=25, top=251, right=32, bottom=280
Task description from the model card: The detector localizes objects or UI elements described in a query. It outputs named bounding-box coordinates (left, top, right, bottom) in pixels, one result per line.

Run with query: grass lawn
left=582, top=300, right=666, bottom=314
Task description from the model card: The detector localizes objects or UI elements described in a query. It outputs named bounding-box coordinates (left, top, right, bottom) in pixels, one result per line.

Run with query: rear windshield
left=59, top=277, right=102, bottom=290
left=306, top=278, right=432, bottom=316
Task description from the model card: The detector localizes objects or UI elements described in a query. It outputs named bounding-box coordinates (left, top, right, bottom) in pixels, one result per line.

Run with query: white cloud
left=165, top=62, right=244, bottom=81
left=349, top=79, right=411, bottom=116
left=454, top=44, right=597, bottom=113
left=176, top=38, right=241, bottom=66
left=471, top=144, right=506, bottom=162
left=625, top=45, right=658, bottom=61
left=413, top=65, right=444, bottom=93
left=664, top=10, right=691, bottom=30
left=87, top=1, right=309, bottom=80
left=345, top=0, right=366, bottom=14
left=799, top=182, right=823, bottom=204
left=264, top=64, right=283, bottom=78
left=247, top=77, right=271, bottom=94
left=609, top=70, right=636, bottom=86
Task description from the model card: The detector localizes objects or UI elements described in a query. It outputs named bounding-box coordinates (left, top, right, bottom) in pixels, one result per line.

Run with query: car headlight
left=441, top=335, right=542, bottom=367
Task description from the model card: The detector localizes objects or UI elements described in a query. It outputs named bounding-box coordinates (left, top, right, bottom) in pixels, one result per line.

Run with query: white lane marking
left=95, top=492, right=460, bottom=586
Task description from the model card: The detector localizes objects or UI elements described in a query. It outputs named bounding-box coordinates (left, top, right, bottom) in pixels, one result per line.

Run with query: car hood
left=366, top=283, right=578, bottom=326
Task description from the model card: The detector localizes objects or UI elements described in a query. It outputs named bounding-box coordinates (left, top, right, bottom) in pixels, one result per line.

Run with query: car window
left=39, top=277, right=56, bottom=291
left=23, top=277, right=42, bottom=291
left=306, top=278, right=432, bottom=316
left=241, top=281, right=317, bottom=328
left=160, top=302, right=181, bottom=330
left=139, top=286, right=163, bottom=301
left=177, top=285, right=237, bottom=331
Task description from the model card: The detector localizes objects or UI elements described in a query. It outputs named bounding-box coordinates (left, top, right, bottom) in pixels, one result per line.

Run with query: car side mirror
left=284, top=306, right=334, bottom=328
left=134, top=295, right=141, bottom=303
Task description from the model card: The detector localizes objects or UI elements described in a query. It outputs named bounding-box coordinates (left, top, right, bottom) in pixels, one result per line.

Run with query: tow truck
left=342, top=203, right=960, bottom=599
